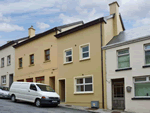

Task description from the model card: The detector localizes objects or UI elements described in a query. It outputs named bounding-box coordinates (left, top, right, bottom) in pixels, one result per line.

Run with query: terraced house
left=55, top=1, right=124, bottom=109
left=13, top=1, right=125, bottom=109
left=0, top=37, right=28, bottom=87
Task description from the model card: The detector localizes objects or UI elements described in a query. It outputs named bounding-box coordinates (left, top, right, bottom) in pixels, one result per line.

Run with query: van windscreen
left=36, top=84, right=55, bottom=92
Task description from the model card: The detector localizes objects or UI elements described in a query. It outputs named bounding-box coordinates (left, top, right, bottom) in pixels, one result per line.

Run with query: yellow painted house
left=13, top=1, right=124, bottom=109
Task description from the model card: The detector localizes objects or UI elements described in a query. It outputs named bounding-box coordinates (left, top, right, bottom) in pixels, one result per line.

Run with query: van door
left=27, top=84, right=38, bottom=102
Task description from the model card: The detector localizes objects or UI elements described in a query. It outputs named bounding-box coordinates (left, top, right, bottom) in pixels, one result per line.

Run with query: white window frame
left=7, top=55, right=11, bottom=66
left=134, top=76, right=150, bottom=98
left=144, top=44, right=150, bottom=65
left=74, top=75, right=94, bottom=94
left=63, top=48, right=73, bottom=64
left=117, top=48, right=130, bottom=69
left=79, top=43, right=90, bottom=61
left=1, top=57, right=4, bottom=67
left=1, top=75, right=6, bottom=84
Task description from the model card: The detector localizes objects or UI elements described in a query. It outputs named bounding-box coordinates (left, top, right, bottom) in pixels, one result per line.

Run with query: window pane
left=77, top=79, right=83, bottom=84
left=135, top=83, right=150, bottom=96
left=85, top=77, right=92, bottom=83
left=145, top=44, right=150, bottom=50
left=135, top=77, right=146, bottom=82
left=145, top=51, right=150, bottom=64
left=66, top=50, right=72, bottom=56
left=66, top=56, right=72, bottom=62
left=76, top=85, right=84, bottom=92
left=82, top=52, right=89, bottom=58
left=85, top=85, right=92, bottom=91
left=46, top=50, right=49, bottom=55
left=82, top=46, right=89, bottom=52
left=118, top=55, right=130, bottom=68
left=118, top=49, right=129, bottom=55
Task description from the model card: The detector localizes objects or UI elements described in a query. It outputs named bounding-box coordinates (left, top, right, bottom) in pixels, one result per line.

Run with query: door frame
left=111, top=78, right=125, bottom=110
left=58, top=78, right=66, bottom=102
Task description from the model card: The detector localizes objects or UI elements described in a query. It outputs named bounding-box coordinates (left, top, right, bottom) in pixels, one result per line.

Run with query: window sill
left=79, top=57, right=90, bottom=62
left=18, top=67, right=23, bottom=69
left=115, top=67, right=132, bottom=72
left=74, top=92, right=94, bottom=95
left=142, top=65, right=150, bottom=68
left=7, top=64, right=11, bottom=66
left=29, top=64, right=35, bottom=67
left=43, top=60, right=51, bottom=63
left=132, top=97, right=150, bottom=100
left=2, top=83, right=6, bottom=85
left=63, top=61, right=73, bottom=65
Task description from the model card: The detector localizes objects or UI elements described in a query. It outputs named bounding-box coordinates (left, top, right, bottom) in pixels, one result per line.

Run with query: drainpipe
left=100, top=22, right=104, bottom=109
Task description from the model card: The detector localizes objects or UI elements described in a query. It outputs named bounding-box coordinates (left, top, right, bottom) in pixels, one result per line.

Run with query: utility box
left=91, top=101, right=99, bottom=109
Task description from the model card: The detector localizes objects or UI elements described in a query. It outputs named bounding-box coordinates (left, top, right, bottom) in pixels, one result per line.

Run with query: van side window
left=30, top=84, right=37, bottom=91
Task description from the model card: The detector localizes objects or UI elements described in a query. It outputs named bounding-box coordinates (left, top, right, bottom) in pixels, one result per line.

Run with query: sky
left=0, top=0, right=150, bottom=46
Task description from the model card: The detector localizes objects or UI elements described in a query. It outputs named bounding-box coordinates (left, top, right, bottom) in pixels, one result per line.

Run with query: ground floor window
left=134, top=76, right=150, bottom=97
left=1, top=75, right=6, bottom=84
left=75, top=76, right=93, bottom=93
left=36, top=76, right=44, bottom=83
left=26, top=78, right=33, bottom=82
left=17, top=79, right=24, bottom=82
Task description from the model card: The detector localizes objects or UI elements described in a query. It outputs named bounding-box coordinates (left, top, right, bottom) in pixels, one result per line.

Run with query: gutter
left=100, top=23, right=104, bottom=109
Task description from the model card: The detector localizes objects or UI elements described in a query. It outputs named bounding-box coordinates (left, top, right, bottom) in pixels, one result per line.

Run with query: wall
left=0, top=46, right=15, bottom=87
left=106, top=39, right=150, bottom=113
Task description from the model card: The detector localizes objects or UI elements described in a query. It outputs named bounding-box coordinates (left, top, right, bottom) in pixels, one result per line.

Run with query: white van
left=9, top=82, right=60, bottom=107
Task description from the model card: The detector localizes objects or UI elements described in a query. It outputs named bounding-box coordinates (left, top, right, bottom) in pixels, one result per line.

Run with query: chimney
left=28, top=26, right=35, bottom=38
left=109, top=1, right=120, bottom=36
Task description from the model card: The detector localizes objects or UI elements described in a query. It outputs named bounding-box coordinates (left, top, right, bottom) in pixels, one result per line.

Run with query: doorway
left=49, top=76, right=55, bottom=91
left=59, top=79, right=65, bottom=102
left=112, top=78, right=125, bottom=110
left=9, top=74, right=13, bottom=87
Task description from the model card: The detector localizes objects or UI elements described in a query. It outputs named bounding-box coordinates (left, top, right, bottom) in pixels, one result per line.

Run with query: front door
left=112, top=79, right=125, bottom=110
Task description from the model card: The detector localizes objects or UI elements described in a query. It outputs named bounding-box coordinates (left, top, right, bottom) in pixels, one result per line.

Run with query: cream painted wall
left=15, top=32, right=58, bottom=86
left=57, top=23, right=104, bottom=108
left=0, top=46, right=15, bottom=87
left=106, top=39, right=150, bottom=113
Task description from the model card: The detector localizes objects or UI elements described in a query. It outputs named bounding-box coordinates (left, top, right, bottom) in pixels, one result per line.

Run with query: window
left=1, top=75, right=6, bottom=84
left=36, top=76, right=44, bottom=83
left=117, top=49, right=130, bottom=69
left=26, top=78, right=33, bottom=82
left=19, top=58, right=22, bottom=68
left=7, top=55, right=11, bottom=66
left=80, top=43, right=90, bottom=60
left=144, top=44, right=150, bottom=65
left=45, top=49, right=50, bottom=61
left=17, top=79, right=24, bottom=82
left=134, top=76, right=150, bottom=97
left=1, top=58, right=4, bottom=67
left=30, top=84, right=37, bottom=91
left=75, top=76, right=93, bottom=93
left=30, top=54, right=34, bottom=65
left=64, top=48, right=72, bottom=63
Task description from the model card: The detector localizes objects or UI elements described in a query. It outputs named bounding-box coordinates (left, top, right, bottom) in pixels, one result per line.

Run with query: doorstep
left=59, top=103, right=134, bottom=113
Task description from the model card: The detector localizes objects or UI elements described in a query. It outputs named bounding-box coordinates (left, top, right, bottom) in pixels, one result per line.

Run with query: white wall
left=106, top=39, right=150, bottom=113
left=0, top=45, right=15, bottom=87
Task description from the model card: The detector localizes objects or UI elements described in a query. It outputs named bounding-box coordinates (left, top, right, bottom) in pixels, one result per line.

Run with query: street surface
left=0, top=99, right=91, bottom=113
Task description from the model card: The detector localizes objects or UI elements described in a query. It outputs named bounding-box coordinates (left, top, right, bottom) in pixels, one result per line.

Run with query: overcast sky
left=0, top=0, right=149, bottom=46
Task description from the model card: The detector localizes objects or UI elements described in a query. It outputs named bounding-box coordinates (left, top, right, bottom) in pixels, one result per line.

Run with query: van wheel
left=11, top=95, right=16, bottom=102
left=35, top=99, right=41, bottom=107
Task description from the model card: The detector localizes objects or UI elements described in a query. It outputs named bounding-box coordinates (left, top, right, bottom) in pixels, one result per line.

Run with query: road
left=0, top=99, right=91, bottom=113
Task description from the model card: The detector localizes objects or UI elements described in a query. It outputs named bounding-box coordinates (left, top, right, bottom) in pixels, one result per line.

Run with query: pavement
left=59, top=103, right=134, bottom=113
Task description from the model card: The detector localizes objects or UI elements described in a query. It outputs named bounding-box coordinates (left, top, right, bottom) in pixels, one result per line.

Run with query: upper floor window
left=1, top=75, right=6, bottom=84
left=1, top=58, right=4, bottom=68
left=7, top=55, right=11, bottom=66
left=45, top=49, right=50, bottom=61
left=144, top=44, right=150, bottom=65
left=64, top=48, right=72, bottom=63
left=117, top=48, right=130, bottom=69
left=80, top=43, right=90, bottom=60
left=30, top=54, right=34, bottom=65
left=19, top=58, right=22, bottom=68
left=134, top=76, right=150, bottom=97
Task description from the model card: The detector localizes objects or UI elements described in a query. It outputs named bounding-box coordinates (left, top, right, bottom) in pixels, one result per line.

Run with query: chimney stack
left=28, top=25, right=35, bottom=38
left=109, top=1, right=120, bottom=36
